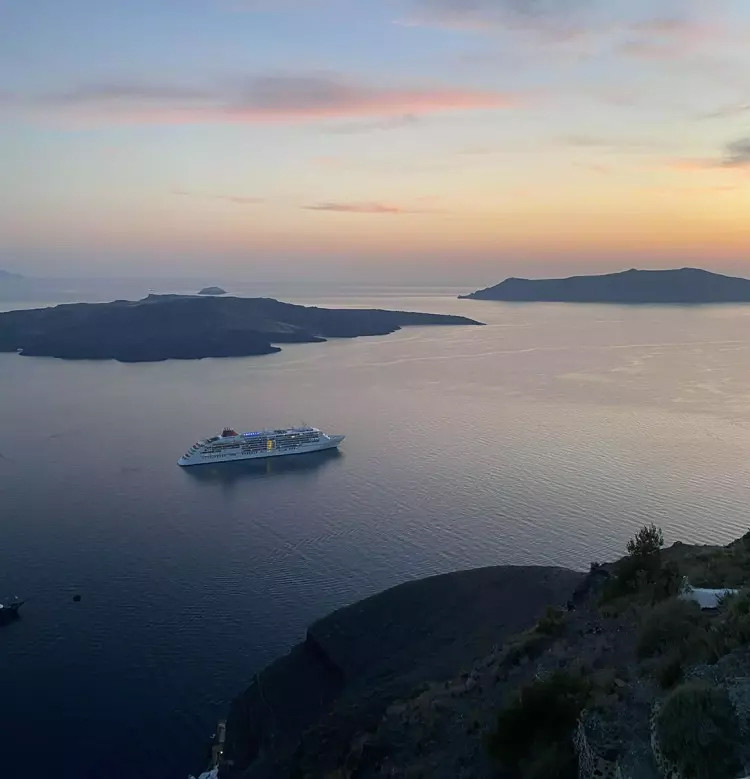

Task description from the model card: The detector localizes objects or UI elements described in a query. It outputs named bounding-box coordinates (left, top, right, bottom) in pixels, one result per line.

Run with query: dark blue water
left=3, top=284, right=750, bottom=778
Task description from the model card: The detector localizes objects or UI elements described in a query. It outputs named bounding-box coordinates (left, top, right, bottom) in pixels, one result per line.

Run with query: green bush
left=504, top=629, right=548, bottom=666
left=654, top=652, right=683, bottom=690
left=602, top=524, right=672, bottom=603
left=651, top=560, right=683, bottom=601
left=486, top=671, right=590, bottom=779
left=636, top=598, right=711, bottom=661
left=536, top=606, right=566, bottom=637
left=722, top=588, right=750, bottom=644
left=503, top=607, right=567, bottom=665
left=656, top=682, right=741, bottom=779
left=627, top=523, right=664, bottom=560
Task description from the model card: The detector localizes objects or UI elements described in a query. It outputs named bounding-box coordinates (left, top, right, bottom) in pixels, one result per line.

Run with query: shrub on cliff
left=655, top=681, right=741, bottom=779
left=654, top=651, right=684, bottom=690
left=486, top=671, right=590, bottom=779
left=536, top=605, right=566, bottom=637
left=503, top=607, right=567, bottom=665
left=627, top=523, right=664, bottom=561
left=603, top=524, right=676, bottom=603
left=720, top=588, right=750, bottom=648
left=637, top=598, right=712, bottom=662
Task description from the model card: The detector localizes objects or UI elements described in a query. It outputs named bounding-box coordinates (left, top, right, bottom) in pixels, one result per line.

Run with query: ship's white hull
left=178, top=434, right=344, bottom=467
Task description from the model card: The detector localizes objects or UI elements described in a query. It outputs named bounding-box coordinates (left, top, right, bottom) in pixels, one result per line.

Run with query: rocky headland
left=210, top=528, right=750, bottom=779
left=0, top=294, right=483, bottom=362
left=460, top=267, right=750, bottom=304
left=219, top=566, right=582, bottom=778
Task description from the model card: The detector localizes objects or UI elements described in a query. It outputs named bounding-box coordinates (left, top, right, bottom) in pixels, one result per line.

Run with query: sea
left=2, top=279, right=750, bottom=779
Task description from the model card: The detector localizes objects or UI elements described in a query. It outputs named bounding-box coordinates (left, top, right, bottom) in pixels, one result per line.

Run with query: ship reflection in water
left=180, top=447, right=343, bottom=485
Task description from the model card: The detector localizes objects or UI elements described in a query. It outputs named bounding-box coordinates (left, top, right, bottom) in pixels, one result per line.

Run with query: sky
left=1, top=0, right=750, bottom=283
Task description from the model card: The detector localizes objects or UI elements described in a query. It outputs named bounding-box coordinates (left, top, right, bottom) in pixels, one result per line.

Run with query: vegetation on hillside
left=485, top=523, right=750, bottom=778
left=602, top=523, right=684, bottom=604
left=486, top=671, right=591, bottom=779
left=656, top=682, right=741, bottom=779
left=501, top=605, right=567, bottom=666
left=222, top=525, right=750, bottom=779
left=637, top=599, right=712, bottom=661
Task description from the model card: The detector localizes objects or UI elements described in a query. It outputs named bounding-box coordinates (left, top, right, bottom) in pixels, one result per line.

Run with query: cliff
left=214, top=530, right=750, bottom=779
left=0, top=294, right=483, bottom=362
left=220, top=566, right=583, bottom=778
left=460, top=267, right=750, bottom=304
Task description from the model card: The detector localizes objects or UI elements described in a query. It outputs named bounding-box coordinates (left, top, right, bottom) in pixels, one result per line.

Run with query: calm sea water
left=3, top=282, right=750, bottom=779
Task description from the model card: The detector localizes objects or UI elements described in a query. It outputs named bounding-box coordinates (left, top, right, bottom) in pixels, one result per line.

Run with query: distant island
left=0, top=269, right=24, bottom=282
left=198, top=286, right=227, bottom=296
left=0, top=294, right=483, bottom=362
left=459, top=267, right=750, bottom=304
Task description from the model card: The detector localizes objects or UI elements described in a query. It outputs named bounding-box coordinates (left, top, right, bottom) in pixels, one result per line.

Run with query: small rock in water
left=73, top=594, right=81, bottom=602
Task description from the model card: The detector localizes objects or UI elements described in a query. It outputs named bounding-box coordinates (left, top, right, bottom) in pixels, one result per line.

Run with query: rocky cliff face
left=213, top=534, right=750, bottom=779
left=219, top=566, right=583, bottom=778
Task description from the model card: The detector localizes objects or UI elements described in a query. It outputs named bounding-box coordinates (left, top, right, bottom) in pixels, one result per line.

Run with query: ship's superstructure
left=178, top=426, right=343, bottom=466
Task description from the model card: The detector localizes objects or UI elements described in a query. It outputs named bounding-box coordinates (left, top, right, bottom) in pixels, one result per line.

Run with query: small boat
left=0, top=597, right=23, bottom=625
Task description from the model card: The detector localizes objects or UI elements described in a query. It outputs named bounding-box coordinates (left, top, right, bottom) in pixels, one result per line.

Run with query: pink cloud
left=304, top=202, right=430, bottom=214
left=403, top=1, right=734, bottom=65
left=629, top=17, right=719, bottom=38
left=8, top=75, right=519, bottom=126
left=619, top=15, right=728, bottom=60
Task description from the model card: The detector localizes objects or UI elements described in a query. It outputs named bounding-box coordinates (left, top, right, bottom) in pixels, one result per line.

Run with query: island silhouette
left=460, top=267, right=750, bottom=304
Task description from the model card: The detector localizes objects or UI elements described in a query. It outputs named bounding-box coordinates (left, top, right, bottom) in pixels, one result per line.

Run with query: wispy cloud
left=303, top=201, right=431, bottom=214
left=219, top=0, right=332, bottom=10
left=403, top=1, right=731, bottom=64
left=723, top=137, right=750, bottom=168
left=3, top=73, right=519, bottom=126
left=617, top=18, right=724, bottom=61
left=400, top=0, right=590, bottom=37
left=663, top=157, right=717, bottom=171
left=664, top=136, right=750, bottom=171
left=53, top=84, right=213, bottom=103
left=174, top=190, right=264, bottom=205
left=573, top=161, right=611, bottom=175
left=562, top=134, right=667, bottom=153
left=699, top=102, right=750, bottom=120
left=325, top=114, right=420, bottom=134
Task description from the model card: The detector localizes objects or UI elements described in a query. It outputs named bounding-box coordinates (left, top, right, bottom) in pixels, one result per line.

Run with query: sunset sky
left=1, top=0, right=749, bottom=282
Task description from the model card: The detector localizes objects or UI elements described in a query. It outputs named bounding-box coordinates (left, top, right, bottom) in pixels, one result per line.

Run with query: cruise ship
left=178, top=426, right=344, bottom=466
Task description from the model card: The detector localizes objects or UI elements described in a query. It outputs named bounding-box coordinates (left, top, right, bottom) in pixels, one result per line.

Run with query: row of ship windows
left=199, top=443, right=320, bottom=456
left=199, top=437, right=319, bottom=454
left=207, top=436, right=317, bottom=448
left=200, top=444, right=313, bottom=456
left=199, top=452, right=239, bottom=459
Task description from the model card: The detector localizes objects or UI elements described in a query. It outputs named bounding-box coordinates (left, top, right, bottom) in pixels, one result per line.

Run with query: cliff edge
left=220, top=565, right=583, bottom=778
left=212, top=529, right=750, bottom=779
